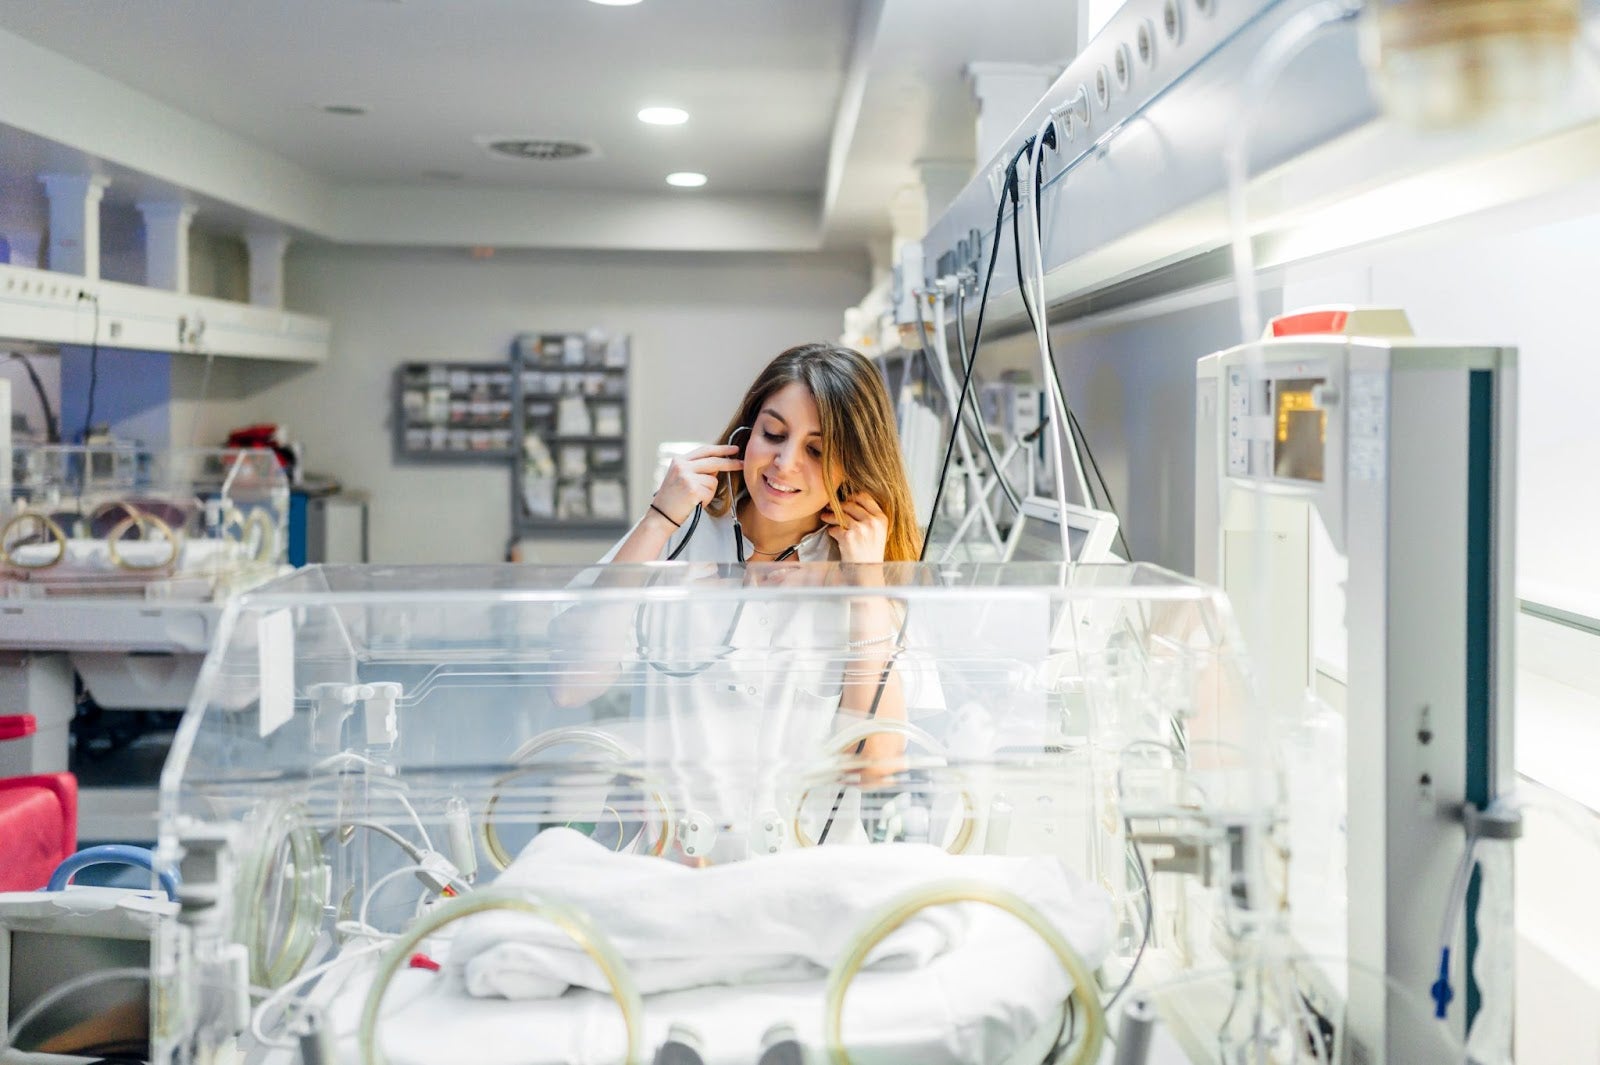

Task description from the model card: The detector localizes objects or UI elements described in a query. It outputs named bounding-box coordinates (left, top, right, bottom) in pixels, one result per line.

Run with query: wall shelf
left=0, top=262, right=330, bottom=362
left=512, top=330, right=630, bottom=539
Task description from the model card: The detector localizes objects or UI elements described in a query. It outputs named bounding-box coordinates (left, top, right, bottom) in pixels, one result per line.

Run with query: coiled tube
left=823, top=878, right=1105, bottom=1065
left=357, top=889, right=644, bottom=1065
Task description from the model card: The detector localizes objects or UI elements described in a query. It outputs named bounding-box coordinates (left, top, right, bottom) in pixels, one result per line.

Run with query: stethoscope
left=664, top=426, right=808, bottom=564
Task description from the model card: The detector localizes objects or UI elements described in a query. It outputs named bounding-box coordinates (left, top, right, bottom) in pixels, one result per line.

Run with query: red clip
left=407, top=953, right=441, bottom=972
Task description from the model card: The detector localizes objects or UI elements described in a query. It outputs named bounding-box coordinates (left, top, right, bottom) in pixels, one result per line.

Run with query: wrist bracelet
left=846, top=630, right=898, bottom=649
left=648, top=503, right=682, bottom=528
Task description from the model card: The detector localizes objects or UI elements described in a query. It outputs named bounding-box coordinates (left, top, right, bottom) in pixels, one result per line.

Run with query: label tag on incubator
left=258, top=609, right=295, bottom=738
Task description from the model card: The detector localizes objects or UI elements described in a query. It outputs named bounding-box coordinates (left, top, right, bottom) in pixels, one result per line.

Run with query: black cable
left=80, top=293, right=101, bottom=444
left=919, top=139, right=1032, bottom=563
left=1012, top=143, right=1135, bottom=561
left=664, top=503, right=701, bottom=561
left=6, top=352, right=60, bottom=442
left=950, top=279, right=1024, bottom=512
left=914, top=282, right=1022, bottom=512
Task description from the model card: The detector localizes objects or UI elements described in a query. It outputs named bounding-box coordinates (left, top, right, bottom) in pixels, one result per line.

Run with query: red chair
left=0, top=715, right=78, bottom=891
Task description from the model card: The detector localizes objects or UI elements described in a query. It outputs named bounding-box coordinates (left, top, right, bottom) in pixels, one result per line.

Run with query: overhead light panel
left=638, top=106, right=689, bottom=126
left=666, top=172, right=707, bottom=188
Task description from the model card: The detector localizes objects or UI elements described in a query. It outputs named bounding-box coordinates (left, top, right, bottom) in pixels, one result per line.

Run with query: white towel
left=453, top=827, right=1113, bottom=1000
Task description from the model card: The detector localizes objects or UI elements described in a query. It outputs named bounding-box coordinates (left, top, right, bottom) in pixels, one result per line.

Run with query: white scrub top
left=591, top=506, right=943, bottom=860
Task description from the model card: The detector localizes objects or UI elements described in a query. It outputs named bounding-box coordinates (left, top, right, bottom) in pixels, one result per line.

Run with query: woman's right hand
left=650, top=444, right=744, bottom=524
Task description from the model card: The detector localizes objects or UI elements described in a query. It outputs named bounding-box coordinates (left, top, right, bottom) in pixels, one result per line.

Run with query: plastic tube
left=1465, top=836, right=1514, bottom=1065
left=358, top=889, right=644, bottom=1065
left=823, top=878, right=1105, bottom=1065
left=46, top=844, right=180, bottom=900
left=1431, top=834, right=1479, bottom=1019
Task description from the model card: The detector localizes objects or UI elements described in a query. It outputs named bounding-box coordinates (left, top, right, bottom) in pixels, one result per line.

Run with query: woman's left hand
left=821, top=492, right=889, bottom=563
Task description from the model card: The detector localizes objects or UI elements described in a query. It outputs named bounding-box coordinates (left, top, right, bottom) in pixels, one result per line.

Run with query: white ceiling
left=0, top=0, right=1079, bottom=254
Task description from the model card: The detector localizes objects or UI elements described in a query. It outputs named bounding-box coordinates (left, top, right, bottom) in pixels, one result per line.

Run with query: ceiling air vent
left=483, top=139, right=594, bottom=161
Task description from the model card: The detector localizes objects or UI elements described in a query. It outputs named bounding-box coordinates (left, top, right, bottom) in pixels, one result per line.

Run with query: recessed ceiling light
left=320, top=104, right=367, bottom=116
left=638, top=106, right=688, bottom=126
left=666, top=172, right=707, bottom=188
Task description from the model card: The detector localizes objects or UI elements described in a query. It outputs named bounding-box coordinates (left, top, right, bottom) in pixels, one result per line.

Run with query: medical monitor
left=1004, top=496, right=1119, bottom=564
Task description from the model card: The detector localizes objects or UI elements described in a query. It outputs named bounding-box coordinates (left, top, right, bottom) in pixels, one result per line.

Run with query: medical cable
left=920, top=140, right=1029, bottom=561
left=46, top=844, right=180, bottom=900
left=358, top=889, right=645, bottom=1065
left=915, top=281, right=1021, bottom=514
left=823, top=879, right=1105, bottom=1065
left=356, top=862, right=472, bottom=939
left=6, top=352, right=59, bottom=442
left=251, top=940, right=388, bottom=1050
left=5, top=967, right=148, bottom=1048
left=949, top=271, right=1023, bottom=512
left=326, top=820, right=430, bottom=864
left=1009, top=139, right=1134, bottom=561
left=1019, top=122, right=1093, bottom=550
left=812, top=601, right=914, bottom=846
left=80, top=292, right=101, bottom=444
left=1025, top=136, right=1135, bottom=561
left=923, top=288, right=1005, bottom=553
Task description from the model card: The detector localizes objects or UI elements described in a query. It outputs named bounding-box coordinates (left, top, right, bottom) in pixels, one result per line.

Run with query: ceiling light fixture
left=666, top=172, right=707, bottom=188
left=638, top=106, right=689, bottom=126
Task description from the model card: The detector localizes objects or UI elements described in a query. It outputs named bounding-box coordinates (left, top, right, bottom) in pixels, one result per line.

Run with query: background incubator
left=0, top=444, right=290, bottom=831
left=142, top=559, right=1371, bottom=1065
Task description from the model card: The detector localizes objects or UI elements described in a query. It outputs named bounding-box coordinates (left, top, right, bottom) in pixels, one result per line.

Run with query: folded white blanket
left=453, top=827, right=1114, bottom=1000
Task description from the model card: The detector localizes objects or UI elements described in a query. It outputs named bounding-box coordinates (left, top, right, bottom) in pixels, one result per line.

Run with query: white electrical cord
left=357, top=863, right=473, bottom=938
left=1021, top=112, right=1093, bottom=562
left=251, top=940, right=388, bottom=1050
left=927, top=287, right=1005, bottom=556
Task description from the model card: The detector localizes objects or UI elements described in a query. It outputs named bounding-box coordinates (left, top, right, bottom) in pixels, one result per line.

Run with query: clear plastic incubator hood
left=149, top=561, right=1427, bottom=1065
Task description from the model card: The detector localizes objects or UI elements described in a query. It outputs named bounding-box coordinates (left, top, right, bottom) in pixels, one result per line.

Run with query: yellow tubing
left=357, top=889, right=644, bottom=1065
left=105, top=508, right=181, bottom=571
left=0, top=511, right=68, bottom=568
left=823, top=878, right=1105, bottom=1065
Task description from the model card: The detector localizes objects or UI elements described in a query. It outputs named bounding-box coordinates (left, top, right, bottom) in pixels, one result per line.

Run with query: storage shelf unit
left=392, top=362, right=516, bottom=461
left=512, top=331, right=631, bottom=539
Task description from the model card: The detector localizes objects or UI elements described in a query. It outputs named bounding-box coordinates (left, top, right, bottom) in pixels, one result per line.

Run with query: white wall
left=227, top=245, right=868, bottom=564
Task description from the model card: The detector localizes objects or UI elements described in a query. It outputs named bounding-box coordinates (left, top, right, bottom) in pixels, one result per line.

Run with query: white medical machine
left=1003, top=496, right=1120, bottom=565
left=141, top=560, right=1324, bottom=1065
left=1195, top=308, right=1517, bottom=1061
left=0, top=446, right=289, bottom=829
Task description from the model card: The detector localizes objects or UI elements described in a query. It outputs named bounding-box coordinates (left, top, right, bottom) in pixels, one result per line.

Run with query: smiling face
left=742, top=381, right=838, bottom=525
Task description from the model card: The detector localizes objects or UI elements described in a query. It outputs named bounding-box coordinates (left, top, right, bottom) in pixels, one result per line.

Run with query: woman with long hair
left=608, top=342, right=921, bottom=565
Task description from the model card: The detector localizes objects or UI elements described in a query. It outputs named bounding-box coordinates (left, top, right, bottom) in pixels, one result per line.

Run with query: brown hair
left=707, top=343, right=922, bottom=562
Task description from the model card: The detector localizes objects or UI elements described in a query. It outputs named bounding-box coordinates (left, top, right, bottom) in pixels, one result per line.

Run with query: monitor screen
left=1008, top=511, right=1090, bottom=563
